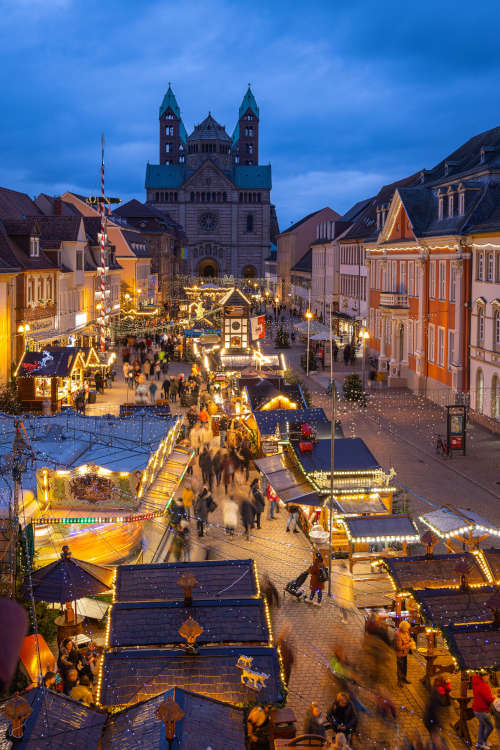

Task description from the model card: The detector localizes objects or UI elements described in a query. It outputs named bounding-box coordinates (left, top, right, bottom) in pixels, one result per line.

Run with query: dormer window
left=30, top=236, right=39, bottom=258
left=458, top=190, right=465, bottom=216
left=438, top=194, right=444, bottom=221
left=448, top=192, right=454, bottom=218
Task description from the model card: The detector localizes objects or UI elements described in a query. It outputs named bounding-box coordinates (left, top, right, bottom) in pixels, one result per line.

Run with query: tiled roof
left=100, top=645, right=284, bottom=708
left=18, top=348, right=86, bottom=380
left=383, top=553, right=489, bottom=591
left=413, top=586, right=497, bottom=628
left=0, top=223, right=21, bottom=272
left=239, top=86, right=259, bottom=119
left=443, top=623, right=500, bottom=671
left=232, top=164, right=271, bottom=189
left=0, top=688, right=106, bottom=750
left=290, top=436, right=381, bottom=474
left=159, top=85, right=181, bottom=119
left=291, top=247, right=312, bottom=273
left=145, top=163, right=186, bottom=189
left=102, top=687, right=247, bottom=749
left=120, top=229, right=151, bottom=258
left=34, top=215, right=83, bottom=244
left=108, top=598, right=269, bottom=647
left=342, top=197, right=373, bottom=222
left=188, top=114, right=231, bottom=143
left=0, top=187, right=41, bottom=219
left=115, top=559, right=257, bottom=602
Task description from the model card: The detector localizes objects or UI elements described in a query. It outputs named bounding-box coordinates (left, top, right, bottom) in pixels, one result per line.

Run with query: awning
left=254, top=454, right=322, bottom=506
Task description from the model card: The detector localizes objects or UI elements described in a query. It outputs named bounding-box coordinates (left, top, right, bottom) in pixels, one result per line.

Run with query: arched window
left=492, top=375, right=500, bottom=419
left=478, top=306, right=485, bottom=343
left=478, top=252, right=484, bottom=280
left=246, top=214, right=254, bottom=232
left=476, top=368, right=484, bottom=413
left=495, top=310, right=500, bottom=351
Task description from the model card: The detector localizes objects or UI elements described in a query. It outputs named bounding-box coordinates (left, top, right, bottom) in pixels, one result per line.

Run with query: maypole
left=86, top=135, right=120, bottom=352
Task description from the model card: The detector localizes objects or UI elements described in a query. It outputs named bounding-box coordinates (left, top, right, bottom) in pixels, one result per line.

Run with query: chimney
left=3, top=694, right=33, bottom=740
left=54, top=197, right=62, bottom=216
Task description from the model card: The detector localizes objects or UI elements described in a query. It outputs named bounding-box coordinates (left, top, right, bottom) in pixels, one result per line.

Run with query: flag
left=251, top=315, right=266, bottom=340
left=181, top=247, right=188, bottom=260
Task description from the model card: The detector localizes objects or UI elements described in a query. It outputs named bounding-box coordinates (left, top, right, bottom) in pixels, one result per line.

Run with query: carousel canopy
left=108, top=598, right=269, bottom=648
left=102, top=688, right=247, bottom=750
left=0, top=688, right=106, bottom=750
left=290, top=437, right=381, bottom=474
left=341, top=514, right=419, bottom=543
left=382, top=552, right=490, bottom=591
left=17, top=347, right=85, bottom=378
left=100, top=645, right=283, bottom=708
left=25, top=547, right=113, bottom=603
left=419, top=506, right=500, bottom=540
left=443, top=623, right=500, bottom=671
left=115, top=559, right=258, bottom=603
left=413, top=585, right=498, bottom=628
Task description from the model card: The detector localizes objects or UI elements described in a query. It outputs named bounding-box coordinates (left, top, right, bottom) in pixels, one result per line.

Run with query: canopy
left=443, top=624, right=500, bottom=671
left=413, top=586, right=497, bottom=628
left=19, top=634, right=56, bottom=683
left=419, top=506, right=500, bottom=540
left=382, top=552, right=489, bottom=591
left=254, top=454, right=322, bottom=506
left=341, top=514, right=419, bottom=543
left=26, top=547, right=113, bottom=603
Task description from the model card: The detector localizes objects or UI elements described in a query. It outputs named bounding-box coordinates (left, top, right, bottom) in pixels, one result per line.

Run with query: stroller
left=284, top=570, right=309, bottom=601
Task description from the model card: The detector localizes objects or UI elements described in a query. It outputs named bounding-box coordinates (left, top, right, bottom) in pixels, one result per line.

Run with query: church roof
left=189, top=114, right=231, bottom=142
left=233, top=165, right=271, bottom=189
left=145, top=163, right=272, bottom=190
left=159, top=86, right=187, bottom=143
left=239, top=85, right=259, bottom=119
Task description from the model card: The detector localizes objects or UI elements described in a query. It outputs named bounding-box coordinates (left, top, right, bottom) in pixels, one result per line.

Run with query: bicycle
left=435, top=434, right=451, bottom=458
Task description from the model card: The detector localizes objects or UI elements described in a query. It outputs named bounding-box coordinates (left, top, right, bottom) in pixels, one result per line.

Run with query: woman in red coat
left=472, top=671, right=494, bottom=748
left=308, top=552, right=325, bottom=604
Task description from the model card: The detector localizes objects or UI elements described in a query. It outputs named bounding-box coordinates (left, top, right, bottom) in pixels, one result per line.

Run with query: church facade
left=145, top=85, right=275, bottom=278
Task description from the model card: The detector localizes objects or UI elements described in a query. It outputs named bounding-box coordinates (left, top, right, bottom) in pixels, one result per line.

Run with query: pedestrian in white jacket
left=222, top=496, right=238, bottom=536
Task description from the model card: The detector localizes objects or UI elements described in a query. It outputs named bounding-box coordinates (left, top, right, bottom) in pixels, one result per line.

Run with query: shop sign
left=27, top=316, right=55, bottom=333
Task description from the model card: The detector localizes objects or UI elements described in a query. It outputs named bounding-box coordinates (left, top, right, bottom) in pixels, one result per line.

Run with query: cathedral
left=145, top=85, right=276, bottom=278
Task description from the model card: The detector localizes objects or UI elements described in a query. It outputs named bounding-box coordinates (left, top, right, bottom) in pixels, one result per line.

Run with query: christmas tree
left=343, top=373, right=364, bottom=402
left=275, top=325, right=290, bottom=349
left=300, top=346, right=316, bottom=372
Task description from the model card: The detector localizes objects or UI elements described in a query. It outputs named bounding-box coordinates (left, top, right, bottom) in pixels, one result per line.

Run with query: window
left=448, top=330, right=455, bottom=370
left=246, top=214, right=254, bottom=232
left=438, top=196, right=444, bottom=221
left=448, top=193, right=454, bottom=217
left=478, top=306, right=485, bottom=343
left=408, top=319, right=413, bottom=355
left=438, top=261, right=446, bottom=299
left=487, top=253, right=494, bottom=282
left=76, top=251, right=83, bottom=271
left=46, top=277, right=52, bottom=301
left=478, top=252, right=484, bottom=280
left=428, top=324, right=435, bottom=362
left=27, top=278, right=34, bottom=304
left=384, top=318, right=391, bottom=345
left=246, top=144, right=253, bottom=154
left=408, top=261, right=414, bottom=296
left=369, top=308, right=374, bottom=337
left=165, top=143, right=172, bottom=153
left=375, top=310, right=381, bottom=339
left=37, top=277, right=44, bottom=300
left=437, top=326, right=445, bottom=367
left=476, top=369, right=484, bottom=413
left=492, top=375, right=500, bottom=419
left=165, top=126, right=174, bottom=136
left=429, top=261, right=436, bottom=298
left=449, top=265, right=456, bottom=302
left=30, top=236, right=39, bottom=258
left=391, top=261, right=397, bottom=292
left=400, top=262, right=407, bottom=293
left=179, top=156, right=185, bottom=163
left=495, top=310, right=500, bottom=351
left=458, top=191, right=465, bottom=215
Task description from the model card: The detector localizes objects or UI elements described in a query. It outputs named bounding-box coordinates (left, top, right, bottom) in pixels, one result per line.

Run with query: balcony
left=380, top=293, right=409, bottom=309
left=23, top=303, right=57, bottom=321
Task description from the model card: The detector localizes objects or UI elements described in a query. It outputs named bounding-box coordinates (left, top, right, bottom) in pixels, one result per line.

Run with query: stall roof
left=17, top=347, right=86, bottom=378
left=0, top=688, right=106, bottom=750
left=101, top=688, right=247, bottom=749
left=109, top=598, right=269, bottom=648
left=382, top=552, right=489, bottom=591
left=245, top=379, right=305, bottom=410
left=483, top=548, right=500, bottom=583
left=254, top=454, right=323, bottom=507
left=290, top=437, right=381, bottom=474
left=419, top=506, right=500, bottom=539
left=333, top=496, right=389, bottom=515
left=341, top=514, right=419, bottom=541
left=252, top=408, right=331, bottom=438
left=443, top=624, right=500, bottom=671
left=100, top=645, right=284, bottom=708
left=221, top=354, right=281, bottom=370
left=115, top=559, right=257, bottom=603
left=413, top=585, right=497, bottom=627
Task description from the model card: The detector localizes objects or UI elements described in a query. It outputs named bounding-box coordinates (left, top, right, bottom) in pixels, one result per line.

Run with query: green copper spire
left=238, top=84, right=259, bottom=119
left=159, top=84, right=181, bottom=119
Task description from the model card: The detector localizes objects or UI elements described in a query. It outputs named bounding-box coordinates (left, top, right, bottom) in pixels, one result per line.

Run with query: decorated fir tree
left=275, top=325, right=290, bottom=349
left=343, top=373, right=364, bottom=402
left=300, top=346, right=316, bottom=372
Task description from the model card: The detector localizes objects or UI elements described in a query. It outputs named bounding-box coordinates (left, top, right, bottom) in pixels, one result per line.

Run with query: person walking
left=326, top=692, right=357, bottom=741
left=154, top=361, right=161, bottom=381
left=143, top=358, right=151, bottom=380
left=333, top=342, right=339, bottom=362
left=169, top=376, right=178, bottom=403
left=222, top=494, right=238, bottom=536
left=240, top=496, right=255, bottom=540
left=212, top=449, right=223, bottom=487
left=250, top=478, right=265, bottom=529
left=239, top=436, right=252, bottom=481
left=266, top=483, right=278, bottom=519
left=343, top=344, right=351, bottom=366
left=308, top=551, right=325, bottom=604
left=198, top=446, right=213, bottom=490
left=490, top=688, right=500, bottom=749
left=304, top=702, right=327, bottom=739
left=277, top=622, right=295, bottom=685
left=149, top=381, right=158, bottom=404
left=219, top=414, right=228, bottom=448
left=472, top=671, right=494, bottom=749
left=194, top=488, right=210, bottom=538
left=181, top=521, right=191, bottom=562
left=394, top=620, right=415, bottom=686
left=161, top=376, right=170, bottom=400
left=181, top=483, right=195, bottom=521
left=286, top=504, right=300, bottom=533
left=222, top=452, right=236, bottom=493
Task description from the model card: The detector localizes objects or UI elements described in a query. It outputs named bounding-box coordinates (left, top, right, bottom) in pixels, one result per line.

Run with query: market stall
left=340, top=514, right=420, bottom=572
left=16, top=347, right=86, bottom=413
left=381, top=552, right=491, bottom=594
left=419, top=505, right=500, bottom=551
left=250, top=407, right=332, bottom=455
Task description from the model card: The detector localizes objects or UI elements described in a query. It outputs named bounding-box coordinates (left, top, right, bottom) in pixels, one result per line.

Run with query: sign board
left=251, top=315, right=266, bottom=340
left=446, top=404, right=466, bottom=455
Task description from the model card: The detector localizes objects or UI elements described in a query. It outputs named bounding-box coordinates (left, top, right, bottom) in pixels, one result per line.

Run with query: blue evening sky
left=1, top=0, right=499, bottom=228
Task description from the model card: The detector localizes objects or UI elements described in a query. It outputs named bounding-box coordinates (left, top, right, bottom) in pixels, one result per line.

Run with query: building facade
left=145, top=85, right=273, bottom=279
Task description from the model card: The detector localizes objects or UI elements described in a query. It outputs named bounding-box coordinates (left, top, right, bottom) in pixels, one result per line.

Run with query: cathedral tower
left=232, top=85, right=259, bottom=165
left=159, top=85, right=187, bottom=165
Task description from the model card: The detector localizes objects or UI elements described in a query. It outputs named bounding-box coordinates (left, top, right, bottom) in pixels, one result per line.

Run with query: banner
left=251, top=315, right=266, bottom=340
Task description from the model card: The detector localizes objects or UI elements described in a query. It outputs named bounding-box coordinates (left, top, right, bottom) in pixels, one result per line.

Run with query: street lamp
left=359, top=326, right=370, bottom=391
left=18, top=324, right=30, bottom=351
left=274, top=295, right=279, bottom=322
left=305, top=310, right=313, bottom=376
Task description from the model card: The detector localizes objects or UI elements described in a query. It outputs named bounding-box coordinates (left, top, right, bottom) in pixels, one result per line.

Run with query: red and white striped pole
left=99, top=134, right=106, bottom=352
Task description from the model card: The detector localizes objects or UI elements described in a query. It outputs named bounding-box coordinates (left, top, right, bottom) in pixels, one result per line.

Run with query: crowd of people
left=41, top=637, right=99, bottom=707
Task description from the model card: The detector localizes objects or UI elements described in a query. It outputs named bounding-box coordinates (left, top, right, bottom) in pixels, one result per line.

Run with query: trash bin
left=88, top=389, right=97, bottom=404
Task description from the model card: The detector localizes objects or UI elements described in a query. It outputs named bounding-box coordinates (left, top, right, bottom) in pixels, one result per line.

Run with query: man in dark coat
left=250, top=478, right=265, bottom=529
left=239, top=437, right=253, bottom=481
left=161, top=377, right=170, bottom=399
left=198, top=447, right=213, bottom=491
left=240, top=497, right=255, bottom=540
left=194, top=488, right=212, bottom=537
